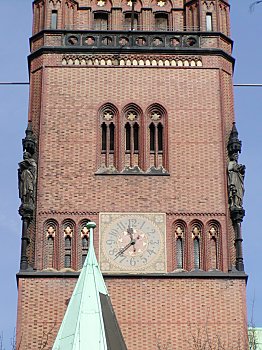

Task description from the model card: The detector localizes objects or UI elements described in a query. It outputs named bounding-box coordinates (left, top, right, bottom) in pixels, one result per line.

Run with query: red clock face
left=100, top=213, right=167, bottom=273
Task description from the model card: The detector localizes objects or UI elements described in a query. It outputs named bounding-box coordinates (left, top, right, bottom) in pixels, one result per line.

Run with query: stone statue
left=228, top=153, right=245, bottom=209
left=18, top=151, right=37, bottom=207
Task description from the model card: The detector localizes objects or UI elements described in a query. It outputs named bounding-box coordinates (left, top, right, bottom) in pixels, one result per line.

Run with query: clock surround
left=99, top=213, right=166, bottom=273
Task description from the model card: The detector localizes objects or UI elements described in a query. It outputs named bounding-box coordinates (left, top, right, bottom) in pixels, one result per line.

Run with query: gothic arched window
left=80, top=220, right=91, bottom=267
left=122, top=104, right=143, bottom=170
left=174, top=221, right=186, bottom=270
left=146, top=104, right=167, bottom=171
left=208, top=221, right=220, bottom=270
left=99, top=104, right=118, bottom=171
left=44, top=219, right=58, bottom=270
left=63, top=220, right=75, bottom=269
left=191, top=223, right=202, bottom=270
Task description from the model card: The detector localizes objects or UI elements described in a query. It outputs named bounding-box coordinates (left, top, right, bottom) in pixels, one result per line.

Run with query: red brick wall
left=16, top=2, right=246, bottom=348
left=31, top=56, right=234, bottom=271
left=32, top=0, right=230, bottom=34
left=16, top=276, right=248, bottom=350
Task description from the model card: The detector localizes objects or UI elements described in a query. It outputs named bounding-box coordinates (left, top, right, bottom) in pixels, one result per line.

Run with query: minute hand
left=115, top=239, right=136, bottom=259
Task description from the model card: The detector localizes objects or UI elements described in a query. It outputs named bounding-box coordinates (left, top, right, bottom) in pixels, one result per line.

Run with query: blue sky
left=0, top=0, right=261, bottom=347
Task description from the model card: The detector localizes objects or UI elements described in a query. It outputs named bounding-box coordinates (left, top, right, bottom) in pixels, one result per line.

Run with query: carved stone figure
left=18, top=151, right=37, bottom=208
left=228, top=153, right=245, bottom=209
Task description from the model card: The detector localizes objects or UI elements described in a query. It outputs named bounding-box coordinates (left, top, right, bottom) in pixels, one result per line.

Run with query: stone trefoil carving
left=227, top=122, right=245, bottom=272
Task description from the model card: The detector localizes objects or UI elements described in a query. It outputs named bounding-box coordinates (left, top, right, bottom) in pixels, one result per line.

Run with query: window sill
left=95, top=165, right=170, bottom=176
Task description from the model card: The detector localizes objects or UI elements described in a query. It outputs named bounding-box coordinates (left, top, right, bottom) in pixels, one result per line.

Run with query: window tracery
left=146, top=104, right=167, bottom=171
left=99, top=104, right=118, bottom=171
left=62, top=220, right=75, bottom=269
left=44, top=219, right=58, bottom=270
left=207, top=221, right=220, bottom=270
left=191, top=221, right=203, bottom=270
left=79, top=220, right=91, bottom=267
left=122, top=104, right=143, bottom=170
left=174, top=220, right=186, bottom=270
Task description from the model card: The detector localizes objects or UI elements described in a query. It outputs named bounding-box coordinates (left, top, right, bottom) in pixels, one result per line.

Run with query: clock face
left=99, top=213, right=166, bottom=273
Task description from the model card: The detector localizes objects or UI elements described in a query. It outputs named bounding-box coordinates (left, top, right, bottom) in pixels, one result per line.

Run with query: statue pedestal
left=230, top=207, right=245, bottom=272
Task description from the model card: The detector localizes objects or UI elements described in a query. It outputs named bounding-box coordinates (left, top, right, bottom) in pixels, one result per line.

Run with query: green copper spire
left=52, top=222, right=127, bottom=350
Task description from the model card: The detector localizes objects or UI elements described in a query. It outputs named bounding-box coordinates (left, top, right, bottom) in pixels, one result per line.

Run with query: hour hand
left=127, top=227, right=134, bottom=241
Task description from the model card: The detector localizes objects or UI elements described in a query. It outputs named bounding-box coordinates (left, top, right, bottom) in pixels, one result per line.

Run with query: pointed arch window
left=81, top=225, right=90, bottom=267
left=123, top=105, right=142, bottom=170
left=209, top=224, right=219, bottom=270
left=192, top=225, right=201, bottom=270
left=63, top=221, right=74, bottom=269
left=125, top=123, right=131, bottom=152
left=157, top=123, right=163, bottom=152
left=109, top=123, right=115, bottom=151
left=147, top=105, right=167, bottom=171
left=44, top=220, right=57, bottom=270
left=175, top=225, right=184, bottom=269
left=99, top=105, right=118, bottom=170
left=150, top=123, right=155, bottom=152
left=133, top=123, right=139, bottom=152
left=102, top=123, right=107, bottom=152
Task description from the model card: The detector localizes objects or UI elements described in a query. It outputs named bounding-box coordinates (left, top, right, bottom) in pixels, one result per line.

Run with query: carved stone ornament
left=64, top=226, right=73, bottom=238
left=127, top=112, right=137, bottom=121
left=209, top=226, right=217, bottom=239
left=192, top=226, right=200, bottom=238
left=103, top=111, right=113, bottom=121
left=47, top=226, right=56, bottom=238
left=151, top=112, right=161, bottom=121
left=18, top=151, right=37, bottom=210
left=157, top=0, right=166, bottom=6
left=81, top=226, right=89, bottom=238
left=97, top=0, right=106, bottom=6
left=176, top=226, right=184, bottom=238
left=22, top=122, right=37, bottom=156
left=227, top=123, right=245, bottom=211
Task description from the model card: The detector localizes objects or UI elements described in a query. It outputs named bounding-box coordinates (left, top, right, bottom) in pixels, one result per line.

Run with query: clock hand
left=115, top=236, right=138, bottom=259
left=115, top=241, right=133, bottom=259
left=127, top=227, right=134, bottom=241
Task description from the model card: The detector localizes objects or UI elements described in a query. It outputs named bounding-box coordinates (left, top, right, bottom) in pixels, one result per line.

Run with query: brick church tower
left=16, top=0, right=248, bottom=349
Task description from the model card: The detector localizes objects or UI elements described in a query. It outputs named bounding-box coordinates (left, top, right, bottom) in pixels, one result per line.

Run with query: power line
left=233, top=84, right=262, bottom=87
left=0, top=82, right=29, bottom=85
